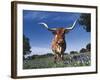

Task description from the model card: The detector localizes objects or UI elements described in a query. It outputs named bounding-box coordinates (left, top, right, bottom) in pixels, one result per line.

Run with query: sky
left=23, top=10, right=90, bottom=56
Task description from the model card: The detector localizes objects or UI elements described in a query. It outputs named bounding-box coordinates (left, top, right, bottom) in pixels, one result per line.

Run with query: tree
left=80, top=48, right=87, bottom=53
left=70, top=51, right=78, bottom=54
left=79, top=13, right=91, bottom=32
left=23, top=34, right=31, bottom=56
left=86, top=43, right=91, bottom=51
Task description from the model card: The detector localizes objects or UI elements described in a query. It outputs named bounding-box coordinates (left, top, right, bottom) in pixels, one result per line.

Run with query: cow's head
left=52, top=28, right=66, bottom=45
left=38, top=20, right=77, bottom=44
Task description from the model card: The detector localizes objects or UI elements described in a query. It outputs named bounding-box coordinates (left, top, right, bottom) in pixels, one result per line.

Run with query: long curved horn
left=65, top=19, right=77, bottom=30
left=38, top=22, right=56, bottom=31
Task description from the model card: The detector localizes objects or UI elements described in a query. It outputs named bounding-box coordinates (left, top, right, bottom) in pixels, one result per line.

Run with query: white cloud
left=24, top=11, right=49, bottom=20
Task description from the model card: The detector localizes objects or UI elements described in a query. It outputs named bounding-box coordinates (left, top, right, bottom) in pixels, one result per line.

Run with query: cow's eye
left=52, top=31, right=56, bottom=35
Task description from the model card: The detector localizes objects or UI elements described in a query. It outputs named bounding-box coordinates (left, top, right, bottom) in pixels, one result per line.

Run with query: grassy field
left=23, top=52, right=91, bottom=69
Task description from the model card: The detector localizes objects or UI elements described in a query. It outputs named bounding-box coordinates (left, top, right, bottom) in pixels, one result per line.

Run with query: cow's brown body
left=51, top=28, right=67, bottom=62
left=39, top=20, right=77, bottom=63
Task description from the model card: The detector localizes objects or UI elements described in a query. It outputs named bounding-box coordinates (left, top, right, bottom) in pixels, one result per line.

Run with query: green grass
left=23, top=52, right=91, bottom=69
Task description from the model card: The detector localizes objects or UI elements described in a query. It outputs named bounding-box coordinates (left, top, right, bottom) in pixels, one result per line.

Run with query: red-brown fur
left=51, top=28, right=68, bottom=63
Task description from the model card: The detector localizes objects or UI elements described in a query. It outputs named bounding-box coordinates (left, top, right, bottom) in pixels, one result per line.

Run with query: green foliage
left=23, top=43, right=91, bottom=69
left=80, top=43, right=91, bottom=53
left=79, top=13, right=91, bottom=32
left=31, top=53, right=53, bottom=59
left=23, top=52, right=91, bottom=69
left=86, top=43, right=91, bottom=51
left=80, top=48, right=87, bottom=53
left=23, top=34, right=31, bottom=56
left=70, top=51, right=78, bottom=54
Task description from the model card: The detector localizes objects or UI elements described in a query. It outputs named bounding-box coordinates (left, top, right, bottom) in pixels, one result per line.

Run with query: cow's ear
left=65, top=29, right=70, bottom=33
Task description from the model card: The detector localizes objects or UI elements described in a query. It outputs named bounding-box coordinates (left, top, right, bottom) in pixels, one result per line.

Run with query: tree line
left=70, top=43, right=91, bottom=54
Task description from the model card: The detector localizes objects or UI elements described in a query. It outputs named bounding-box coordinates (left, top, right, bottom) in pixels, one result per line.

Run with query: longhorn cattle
left=39, top=20, right=77, bottom=63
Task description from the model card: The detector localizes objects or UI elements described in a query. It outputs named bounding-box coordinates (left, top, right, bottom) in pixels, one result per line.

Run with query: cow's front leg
left=54, top=54, right=57, bottom=63
left=61, top=54, right=64, bottom=61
